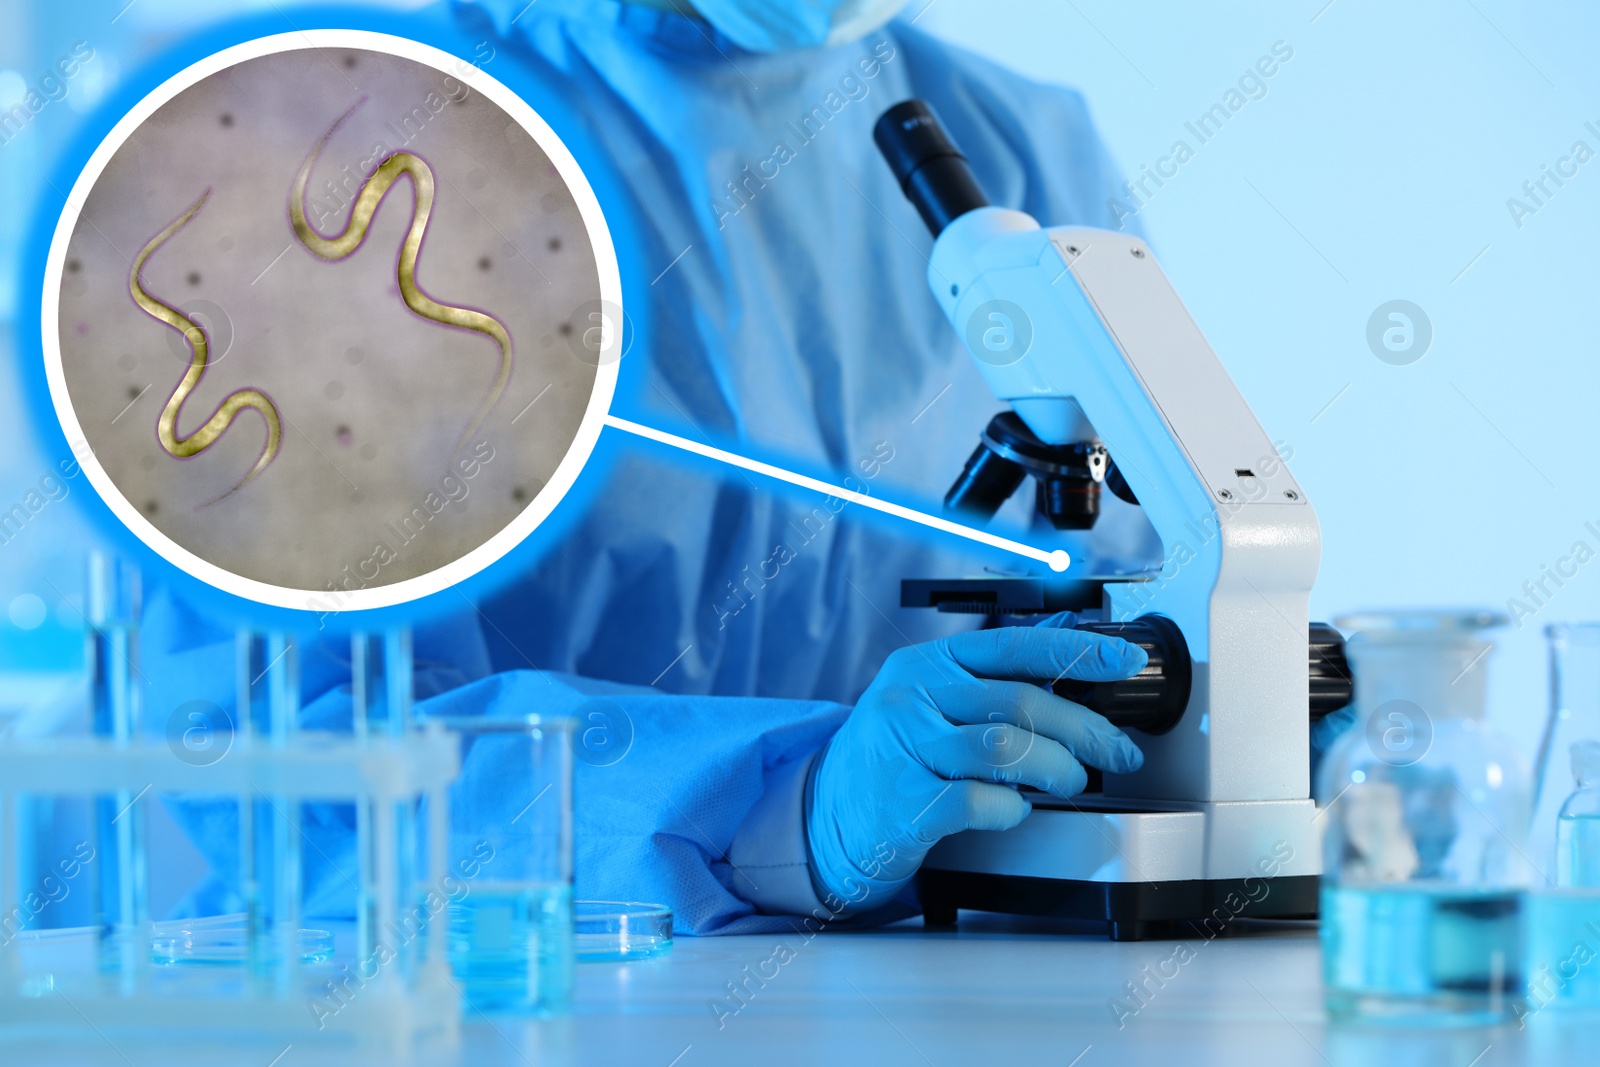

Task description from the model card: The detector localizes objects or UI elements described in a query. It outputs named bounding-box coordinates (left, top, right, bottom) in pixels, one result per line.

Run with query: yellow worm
left=131, top=191, right=283, bottom=502
left=290, top=100, right=513, bottom=456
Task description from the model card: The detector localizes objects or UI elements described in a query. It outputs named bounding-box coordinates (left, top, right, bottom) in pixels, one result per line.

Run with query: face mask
left=691, top=0, right=907, bottom=51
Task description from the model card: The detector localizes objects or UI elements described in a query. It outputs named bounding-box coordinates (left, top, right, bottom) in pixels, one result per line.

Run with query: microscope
left=874, top=101, right=1351, bottom=940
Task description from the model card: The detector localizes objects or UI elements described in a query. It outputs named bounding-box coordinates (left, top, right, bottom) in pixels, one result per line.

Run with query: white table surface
left=3, top=915, right=1587, bottom=1066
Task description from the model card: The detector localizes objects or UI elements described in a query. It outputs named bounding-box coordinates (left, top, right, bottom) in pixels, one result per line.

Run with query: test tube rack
left=0, top=589, right=463, bottom=1047
left=0, top=727, right=460, bottom=1044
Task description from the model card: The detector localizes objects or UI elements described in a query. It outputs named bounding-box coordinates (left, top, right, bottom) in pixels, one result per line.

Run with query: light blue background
left=917, top=0, right=1600, bottom=756
left=4, top=0, right=1598, bottom=760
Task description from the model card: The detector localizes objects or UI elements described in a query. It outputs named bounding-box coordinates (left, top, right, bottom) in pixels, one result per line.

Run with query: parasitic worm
left=290, top=99, right=513, bottom=457
left=131, top=190, right=282, bottom=502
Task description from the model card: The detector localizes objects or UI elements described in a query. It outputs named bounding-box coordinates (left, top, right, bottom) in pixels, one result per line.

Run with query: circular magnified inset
left=566, top=299, right=632, bottom=367
left=42, top=32, right=620, bottom=611
left=162, top=299, right=233, bottom=366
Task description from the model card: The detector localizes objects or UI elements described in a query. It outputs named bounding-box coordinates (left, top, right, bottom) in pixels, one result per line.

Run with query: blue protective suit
left=456, top=0, right=1157, bottom=705
left=149, top=0, right=1168, bottom=934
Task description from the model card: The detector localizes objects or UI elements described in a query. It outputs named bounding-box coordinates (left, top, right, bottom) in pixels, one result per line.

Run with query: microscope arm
left=876, top=101, right=1320, bottom=808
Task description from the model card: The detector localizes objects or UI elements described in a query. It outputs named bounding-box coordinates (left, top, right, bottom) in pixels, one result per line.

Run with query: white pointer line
left=602, top=416, right=1070, bottom=573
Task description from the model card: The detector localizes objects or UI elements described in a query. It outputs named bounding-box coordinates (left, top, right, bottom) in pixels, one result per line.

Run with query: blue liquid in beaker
left=447, top=882, right=573, bottom=1015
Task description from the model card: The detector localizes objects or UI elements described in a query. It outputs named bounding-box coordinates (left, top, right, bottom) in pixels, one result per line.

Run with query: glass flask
left=1522, top=741, right=1600, bottom=1019
left=1556, top=741, right=1600, bottom=889
left=1317, top=610, right=1530, bottom=1024
left=1532, top=624, right=1600, bottom=881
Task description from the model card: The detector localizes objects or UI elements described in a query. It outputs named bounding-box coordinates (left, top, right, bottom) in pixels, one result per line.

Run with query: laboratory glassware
left=86, top=553, right=145, bottom=983
left=1532, top=624, right=1600, bottom=881
left=1556, top=740, right=1600, bottom=889
left=0, top=623, right=461, bottom=1045
left=425, top=712, right=575, bottom=1015
left=1522, top=740, right=1600, bottom=1018
left=574, top=900, right=673, bottom=962
left=1318, top=609, right=1530, bottom=1024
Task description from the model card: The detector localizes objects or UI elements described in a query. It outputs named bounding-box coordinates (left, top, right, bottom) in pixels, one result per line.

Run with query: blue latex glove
left=1311, top=701, right=1359, bottom=783
left=805, top=625, right=1149, bottom=914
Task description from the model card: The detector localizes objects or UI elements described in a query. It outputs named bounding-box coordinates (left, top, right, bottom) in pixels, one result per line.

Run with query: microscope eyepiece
left=873, top=100, right=991, bottom=237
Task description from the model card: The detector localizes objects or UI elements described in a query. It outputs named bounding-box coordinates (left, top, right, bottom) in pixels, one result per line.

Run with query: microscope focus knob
left=1053, top=618, right=1354, bottom=734
left=1053, top=616, right=1191, bottom=736
left=1308, top=622, right=1353, bottom=720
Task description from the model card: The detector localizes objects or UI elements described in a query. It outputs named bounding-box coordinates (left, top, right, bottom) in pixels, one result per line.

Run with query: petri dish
left=574, top=901, right=673, bottom=963
left=150, top=914, right=335, bottom=966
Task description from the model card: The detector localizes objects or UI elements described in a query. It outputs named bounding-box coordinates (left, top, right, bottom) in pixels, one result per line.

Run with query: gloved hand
left=805, top=624, right=1149, bottom=915
left=1311, top=701, right=1360, bottom=783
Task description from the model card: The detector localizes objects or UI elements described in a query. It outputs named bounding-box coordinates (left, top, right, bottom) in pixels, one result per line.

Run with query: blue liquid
left=1557, top=811, right=1600, bottom=888
left=1321, top=885, right=1523, bottom=1022
left=447, top=883, right=573, bottom=1014
left=1524, top=890, right=1600, bottom=1014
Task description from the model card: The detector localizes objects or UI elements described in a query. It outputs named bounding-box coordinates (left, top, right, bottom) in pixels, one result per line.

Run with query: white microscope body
left=877, top=102, right=1326, bottom=938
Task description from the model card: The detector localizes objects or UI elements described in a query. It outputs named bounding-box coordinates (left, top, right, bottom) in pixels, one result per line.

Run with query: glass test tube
left=351, top=629, right=414, bottom=983
left=237, top=631, right=300, bottom=986
left=0, top=790, right=18, bottom=991
left=87, top=552, right=146, bottom=984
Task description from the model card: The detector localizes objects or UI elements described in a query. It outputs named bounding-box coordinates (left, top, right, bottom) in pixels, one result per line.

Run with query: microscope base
left=916, top=869, right=1319, bottom=941
left=915, top=798, right=1323, bottom=940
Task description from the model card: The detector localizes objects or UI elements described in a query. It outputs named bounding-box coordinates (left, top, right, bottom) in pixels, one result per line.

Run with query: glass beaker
left=1532, top=624, right=1600, bottom=881
left=1317, top=610, right=1531, bottom=1024
left=425, top=713, right=574, bottom=1015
